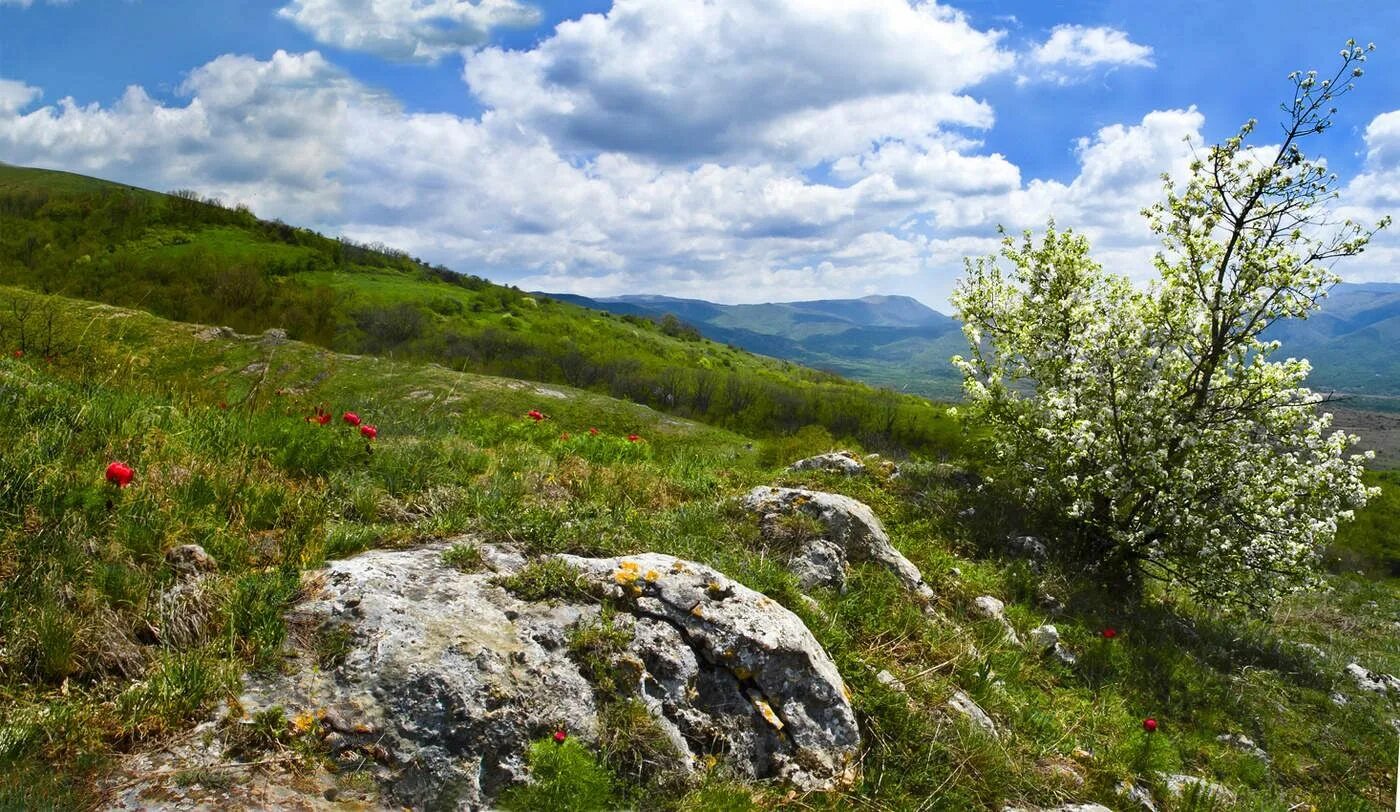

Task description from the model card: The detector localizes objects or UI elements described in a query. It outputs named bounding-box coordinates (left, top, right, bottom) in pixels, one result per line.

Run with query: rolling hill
left=547, top=292, right=968, bottom=399
left=0, top=164, right=956, bottom=454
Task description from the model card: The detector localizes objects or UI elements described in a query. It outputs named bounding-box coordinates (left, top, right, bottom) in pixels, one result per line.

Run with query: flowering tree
left=952, top=42, right=1388, bottom=608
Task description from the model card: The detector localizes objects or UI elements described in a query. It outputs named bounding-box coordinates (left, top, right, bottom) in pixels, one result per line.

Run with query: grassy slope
left=0, top=164, right=957, bottom=454
left=0, top=288, right=1397, bottom=810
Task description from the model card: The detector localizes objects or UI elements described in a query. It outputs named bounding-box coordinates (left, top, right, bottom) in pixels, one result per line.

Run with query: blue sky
left=3, top=0, right=1398, bottom=306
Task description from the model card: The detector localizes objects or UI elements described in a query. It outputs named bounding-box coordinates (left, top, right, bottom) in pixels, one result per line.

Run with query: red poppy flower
left=105, top=461, right=134, bottom=488
left=553, top=729, right=567, bottom=744
left=527, top=410, right=546, bottom=422
left=360, top=424, right=378, bottom=440
left=11, top=349, right=22, bottom=359
left=306, top=406, right=332, bottom=426
left=1102, top=628, right=1118, bottom=639
left=343, top=411, right=361, bottom=427
left=627, top=434, right=641, bottom=442
left=588, top=427, right=599, bottom=436
left=1142, top=717, right=1157, bottom=733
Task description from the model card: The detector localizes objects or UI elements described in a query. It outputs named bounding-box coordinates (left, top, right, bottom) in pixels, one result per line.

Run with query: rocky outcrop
left=113, top=543, right=860, bottom=809
left=743, top=486, right=934, bottom=603
left=1217, top=733, right=1270, bottom=763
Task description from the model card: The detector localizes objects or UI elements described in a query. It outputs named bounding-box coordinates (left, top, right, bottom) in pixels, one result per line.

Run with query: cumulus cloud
left=1022, top=24, right=1153, bottom=85
left=1334, top=109, right=1400, bottom=282
left=463, top=0, right=1013, bottom=164
left=0, top=78, right=41, bottom=114
left=277, top=0, right=539, bottom=62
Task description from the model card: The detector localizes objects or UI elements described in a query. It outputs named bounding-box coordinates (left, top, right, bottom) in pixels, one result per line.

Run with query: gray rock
left=194, top=325, right=237, bottom=341
left=1292, top=641, right=1327, bottom=660
left=875, top=669, right=907, bottom=693
left=166, top=543, right=218, bottom=577
left=259, top=327, right=289, bottom=346
left=945, top=690, right=997, bottom=737
left=1117, top=780, right=1159, bottom=811
left=973, top=595, right=1021, bottom=645
left=1161, top=773, right=1236, bottom=804
left=788, top=451, right=866, bottom=475
left=1330, top=691, right=1349, bottom=706
left=1029, top=624, right=1077, bottom=666
left=562, top=552, right=861, bottom=792
left=1217, top=733, right=1270, bottom=763
left=1345, top=662, right=1400, bottom=696
left=743, top=487, right=934, bottom=605
left=126, top=544, right=861, bottom=808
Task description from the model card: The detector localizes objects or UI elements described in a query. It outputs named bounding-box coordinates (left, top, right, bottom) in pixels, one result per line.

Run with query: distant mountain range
left=545, top=293, right=968, bottom=398
left=547, top=283, right=1400, bottom=409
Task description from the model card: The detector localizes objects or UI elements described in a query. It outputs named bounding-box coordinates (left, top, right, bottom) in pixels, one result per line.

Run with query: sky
left=2, top=1, right=1399, bottom=309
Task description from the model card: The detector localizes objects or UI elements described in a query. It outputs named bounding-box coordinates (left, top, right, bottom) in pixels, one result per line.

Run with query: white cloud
left=1023, top=24, right=1153, bottom=85
left=276, top=0, right=539, bottom=62
left=1335, top=109, right=1400, bottom=283
left=463, top=0, right=1013, bottom=164
left=0, top=0, right=74, bottom=7
left=0, top=78, right=41, bottom=114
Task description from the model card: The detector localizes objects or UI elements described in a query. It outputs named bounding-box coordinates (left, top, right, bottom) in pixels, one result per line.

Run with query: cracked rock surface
left=108, top=543, right=860, bottom=810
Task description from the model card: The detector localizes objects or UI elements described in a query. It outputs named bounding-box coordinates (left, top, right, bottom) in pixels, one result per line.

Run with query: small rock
left=1217, top=733, right=1270, bottom=763
left=945, top=690, right=997, bottom=737
left=259, top=327, right=289, bottom=346
left=1007, top=535, right=1048, bottom=561
left=1160, top=774, right=1236, bottom=805
left=1029, top=624, right=1077, bottom=665
left=165, top=544, right=218, bottom=577
left=875, top=670, right=907, bottom=693
left=957, top=507, right=976, bottom=520
left=1029, top=624, right=1060, bottom=650
left=1003, top=805, right=1111, bottom=812
left=789, top=451, right=866, bottom=476
left=405, top=389, right=434, bottom=400
left=1034, top=756, right=1085, bottom=789
left=973, top=595, right=1021, bottom=645
left=1330, top=691, right=1349, bottom=706
left=1292, top=642, right=1327, bottom=660
left=743, top=487, right=934, bottom=605
left=1344, top=662, right=1400, bottom=696
left=194, top=325, right=237, bottom=341
left=1117, top=780, right=1159, bottom=811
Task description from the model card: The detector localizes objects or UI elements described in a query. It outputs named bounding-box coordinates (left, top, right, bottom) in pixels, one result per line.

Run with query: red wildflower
left=11, top=349, right=22, bottom=359
left=527, top=409, right=546, bottom=422
left=360, top=424, right=378, bottom=440
left=306, top=406, right=332, bottom=425
left=105, top=461, right=134, bottom=488
left=553, top=729, right=567, bottom=744
left=627, top=434, right=641, bottom=443
left=218, top=401, right=229, bottom=410
left=1142, top=717, right=1157, bottom=733
left=1102, top=628, right=1118, bottom=639
left=588, top=427, right=599, bottom=436
left=342, top=411, right=361, bottom=427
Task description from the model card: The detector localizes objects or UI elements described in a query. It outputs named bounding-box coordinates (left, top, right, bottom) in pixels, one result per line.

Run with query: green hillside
left=0, top=165, right=955, bottom=454
left=0, top=285, right=1396, bottom=809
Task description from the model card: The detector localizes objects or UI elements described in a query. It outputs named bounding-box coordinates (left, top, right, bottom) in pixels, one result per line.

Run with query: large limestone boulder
left=742, top=486, right=934, bottom=603
left=110, top=543, right=860, bottom=810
